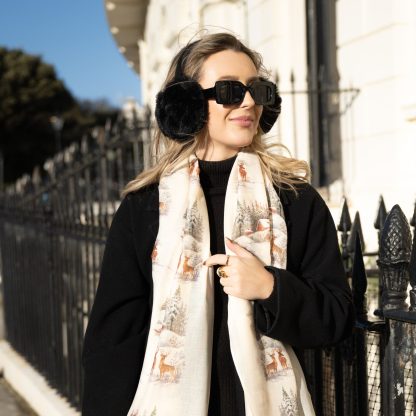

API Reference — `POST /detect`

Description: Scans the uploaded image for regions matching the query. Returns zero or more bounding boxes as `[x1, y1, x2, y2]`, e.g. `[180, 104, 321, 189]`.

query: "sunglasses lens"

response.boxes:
[216, 81, 245, 104]
[250, 81, 275, 105]
[217, 82, 230, 103]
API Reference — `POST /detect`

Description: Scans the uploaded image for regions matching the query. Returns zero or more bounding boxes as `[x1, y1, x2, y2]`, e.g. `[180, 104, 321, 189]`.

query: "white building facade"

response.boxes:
[105, 0, 416, 248]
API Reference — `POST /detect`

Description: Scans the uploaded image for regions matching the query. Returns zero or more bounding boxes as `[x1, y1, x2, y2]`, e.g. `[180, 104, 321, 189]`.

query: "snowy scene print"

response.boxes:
[271, 233, 286, 266]
[158, 190, 171, 215]
[238, 161, 248, 182]
[231, 200, 272, 249]
[279, 388, 299, 416]
[265, 183, 287, 266]
[188, 159, 200, 180]
[129, 407, 157, 416]
[258, 336, 293, 381]
[177, 200, 204, 281]
[150, 287, 187, 384]
[265, 183, 283, 216]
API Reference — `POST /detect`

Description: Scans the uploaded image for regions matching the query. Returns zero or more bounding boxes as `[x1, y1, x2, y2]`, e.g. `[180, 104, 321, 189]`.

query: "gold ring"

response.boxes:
[225, 255, 230, 266]
[216, 266, 228, 279]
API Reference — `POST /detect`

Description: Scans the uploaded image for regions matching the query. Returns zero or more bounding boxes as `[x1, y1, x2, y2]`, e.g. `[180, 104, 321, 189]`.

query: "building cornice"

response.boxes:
[103, 0, 149, 75]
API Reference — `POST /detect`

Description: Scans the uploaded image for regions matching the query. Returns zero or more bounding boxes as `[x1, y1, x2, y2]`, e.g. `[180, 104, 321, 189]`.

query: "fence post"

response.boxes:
[336, 199, 352, 416]
[351, 233, 369, 416]
[378, 205, 412, 415]
[375, 196, 387, 312]
[338, 198, 352, 270]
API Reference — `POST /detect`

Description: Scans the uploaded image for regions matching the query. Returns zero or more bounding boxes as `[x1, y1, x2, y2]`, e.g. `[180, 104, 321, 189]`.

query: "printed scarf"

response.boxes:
[127, 150, 315, 416]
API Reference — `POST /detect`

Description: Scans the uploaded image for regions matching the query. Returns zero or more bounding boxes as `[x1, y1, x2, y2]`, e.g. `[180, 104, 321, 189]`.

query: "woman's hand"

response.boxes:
[204, 238, 274, 300]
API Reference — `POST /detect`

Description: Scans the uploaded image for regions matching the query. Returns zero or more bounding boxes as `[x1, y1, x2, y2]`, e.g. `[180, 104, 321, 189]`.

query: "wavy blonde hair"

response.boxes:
[122, 32, 310, 197]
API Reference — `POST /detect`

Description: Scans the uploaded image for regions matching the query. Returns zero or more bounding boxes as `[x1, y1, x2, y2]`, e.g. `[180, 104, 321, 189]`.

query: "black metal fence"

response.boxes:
[0, 116, 415, 415]
[304, 199, 416, 416]
[0, 115, 150, 410]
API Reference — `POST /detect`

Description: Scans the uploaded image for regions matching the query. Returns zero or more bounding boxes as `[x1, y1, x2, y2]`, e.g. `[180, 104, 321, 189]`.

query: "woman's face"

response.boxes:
[197, 50, 263, 160]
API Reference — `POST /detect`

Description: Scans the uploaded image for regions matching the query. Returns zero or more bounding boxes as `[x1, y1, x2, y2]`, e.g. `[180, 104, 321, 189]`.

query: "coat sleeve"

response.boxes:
[253, 185, 354, 348]
[81, 193, 151, 416]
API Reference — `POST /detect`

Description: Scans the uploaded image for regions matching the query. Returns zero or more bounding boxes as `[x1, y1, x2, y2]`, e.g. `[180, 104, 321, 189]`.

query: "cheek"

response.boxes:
[256, 106, 263, 121]
[207, 102, 228, 128]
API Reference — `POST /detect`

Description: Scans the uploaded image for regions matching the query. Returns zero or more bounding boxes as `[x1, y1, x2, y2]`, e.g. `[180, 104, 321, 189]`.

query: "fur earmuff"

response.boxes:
[155, 81, 208, 142]
[260, 93, 282, 133]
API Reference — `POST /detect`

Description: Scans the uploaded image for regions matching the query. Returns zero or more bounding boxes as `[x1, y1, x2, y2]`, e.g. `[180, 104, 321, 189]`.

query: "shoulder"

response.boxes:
[124, 183, 159, 212]
[276, 182, 334, 235]
[277, 182, 326, 211]
[109, 183, 159, 231]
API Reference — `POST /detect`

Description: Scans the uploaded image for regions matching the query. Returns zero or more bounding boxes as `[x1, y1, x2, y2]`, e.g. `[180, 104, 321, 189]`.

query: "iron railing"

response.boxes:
[0, 115, 150, 410]
[0, 115, 415, 415]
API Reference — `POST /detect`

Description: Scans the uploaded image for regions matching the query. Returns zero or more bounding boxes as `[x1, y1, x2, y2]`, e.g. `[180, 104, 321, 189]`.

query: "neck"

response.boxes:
[197, 154, 237, 189]
[196, 145, 240, 161]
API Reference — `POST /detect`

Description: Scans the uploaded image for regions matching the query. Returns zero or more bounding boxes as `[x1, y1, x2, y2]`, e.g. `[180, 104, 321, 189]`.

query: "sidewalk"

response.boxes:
[0, 289, 79, 416]
[0, 290, 36, 415]
[0, 378, 37, 416]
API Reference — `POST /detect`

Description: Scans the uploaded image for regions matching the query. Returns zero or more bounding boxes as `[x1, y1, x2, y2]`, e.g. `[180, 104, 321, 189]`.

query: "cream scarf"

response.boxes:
[127, 150, 315, 416]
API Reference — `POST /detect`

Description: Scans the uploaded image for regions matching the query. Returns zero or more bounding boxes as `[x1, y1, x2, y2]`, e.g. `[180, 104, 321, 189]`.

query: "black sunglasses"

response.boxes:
[202, 80, 276, 106]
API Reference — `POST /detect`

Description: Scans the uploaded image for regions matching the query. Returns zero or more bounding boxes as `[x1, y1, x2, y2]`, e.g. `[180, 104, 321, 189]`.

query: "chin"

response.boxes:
[209, 131, 256, 151]
[231, 134, 255, 147]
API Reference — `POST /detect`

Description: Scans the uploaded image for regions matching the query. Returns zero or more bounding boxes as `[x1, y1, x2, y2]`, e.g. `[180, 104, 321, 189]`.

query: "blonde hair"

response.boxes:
[122, 32, 310, 197]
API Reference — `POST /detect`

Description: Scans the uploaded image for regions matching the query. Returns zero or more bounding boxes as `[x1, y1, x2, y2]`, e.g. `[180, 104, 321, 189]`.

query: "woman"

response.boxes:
[82, 33, 354, 416]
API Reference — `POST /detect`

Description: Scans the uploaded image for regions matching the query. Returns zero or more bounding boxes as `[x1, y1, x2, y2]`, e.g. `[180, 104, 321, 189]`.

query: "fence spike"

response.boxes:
[337, 197, 351, 232]
[338, 198, 351, 266]
[374, 195, 387, 230]
[43, 158, 56, 182]
[63, 146, 75, 165]
[351, 232, 368, 320]
[31, 166, 42, 189]
[347, 212, 365, 254]
[378, 205, 412, 311]
[379, 205, 412, 265]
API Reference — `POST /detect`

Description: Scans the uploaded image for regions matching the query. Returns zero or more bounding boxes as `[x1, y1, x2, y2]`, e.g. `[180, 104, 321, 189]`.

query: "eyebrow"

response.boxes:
[216, 75, 261, 82]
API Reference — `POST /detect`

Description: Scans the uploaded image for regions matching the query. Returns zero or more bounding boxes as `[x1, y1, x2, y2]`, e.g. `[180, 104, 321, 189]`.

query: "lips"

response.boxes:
[229, 116, 254, 127]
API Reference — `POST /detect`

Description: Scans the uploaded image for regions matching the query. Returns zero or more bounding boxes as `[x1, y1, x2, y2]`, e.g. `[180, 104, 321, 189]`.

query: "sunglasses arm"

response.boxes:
[202, 87, 216, 101]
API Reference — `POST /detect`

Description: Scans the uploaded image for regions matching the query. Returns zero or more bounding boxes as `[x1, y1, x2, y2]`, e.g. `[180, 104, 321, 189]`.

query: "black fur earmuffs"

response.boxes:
[155, 41, 282, 142]
[155, 79, 208, 142]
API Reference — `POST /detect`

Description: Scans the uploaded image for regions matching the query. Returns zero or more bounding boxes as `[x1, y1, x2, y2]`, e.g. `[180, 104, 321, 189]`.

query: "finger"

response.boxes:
[225, 237, 252, 258]
[222, 285, 241, 298]
[204, 254, 225, 266]
[219, 277, 232, 287]
[204, 253, 233, 267]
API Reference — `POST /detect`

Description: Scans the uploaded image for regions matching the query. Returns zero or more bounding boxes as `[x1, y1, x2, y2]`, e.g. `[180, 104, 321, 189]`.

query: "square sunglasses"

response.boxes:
[202, 80, 277, 106]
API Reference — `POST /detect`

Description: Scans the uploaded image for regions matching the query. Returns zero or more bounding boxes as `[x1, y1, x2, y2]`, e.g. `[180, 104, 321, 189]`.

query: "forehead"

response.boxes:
[198, 50, 258, 87]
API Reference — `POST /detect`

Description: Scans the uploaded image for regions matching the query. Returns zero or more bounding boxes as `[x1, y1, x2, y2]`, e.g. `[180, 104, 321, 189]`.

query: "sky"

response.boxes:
[0, 0, 142, 107]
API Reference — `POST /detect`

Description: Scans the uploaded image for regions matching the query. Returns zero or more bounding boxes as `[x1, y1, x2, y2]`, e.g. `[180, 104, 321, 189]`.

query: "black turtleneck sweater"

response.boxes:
[198, 154, 246, 416]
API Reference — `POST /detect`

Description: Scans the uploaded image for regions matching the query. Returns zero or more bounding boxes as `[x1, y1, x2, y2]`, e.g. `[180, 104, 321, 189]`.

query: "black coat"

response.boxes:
[81, 183, 354, 416]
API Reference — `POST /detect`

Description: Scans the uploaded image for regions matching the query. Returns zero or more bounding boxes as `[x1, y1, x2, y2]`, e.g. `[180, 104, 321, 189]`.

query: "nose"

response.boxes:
[240, 89, 256, 108]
